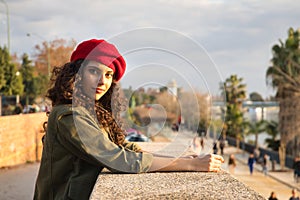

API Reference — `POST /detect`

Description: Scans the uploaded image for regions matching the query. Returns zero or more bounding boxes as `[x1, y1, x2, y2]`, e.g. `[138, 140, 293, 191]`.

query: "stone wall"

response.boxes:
[0, 113, 47, 168]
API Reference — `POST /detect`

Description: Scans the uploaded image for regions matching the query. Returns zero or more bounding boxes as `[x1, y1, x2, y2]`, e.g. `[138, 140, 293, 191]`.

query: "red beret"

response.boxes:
[70, 39, 126, 81]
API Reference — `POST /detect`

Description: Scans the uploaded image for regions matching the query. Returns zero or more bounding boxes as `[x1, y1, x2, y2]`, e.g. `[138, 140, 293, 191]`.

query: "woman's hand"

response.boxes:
[191, 154, 224, 172]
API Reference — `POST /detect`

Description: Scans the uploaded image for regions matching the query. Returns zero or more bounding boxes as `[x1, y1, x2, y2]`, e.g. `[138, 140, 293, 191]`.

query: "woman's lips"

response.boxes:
[95, 88, 105, 93]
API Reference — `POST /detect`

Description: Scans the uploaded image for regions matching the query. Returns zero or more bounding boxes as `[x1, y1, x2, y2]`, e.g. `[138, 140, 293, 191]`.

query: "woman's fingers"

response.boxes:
[194, 154, 224, 172]
[213, 154, 225, 163]
[208, 154, 224, 172]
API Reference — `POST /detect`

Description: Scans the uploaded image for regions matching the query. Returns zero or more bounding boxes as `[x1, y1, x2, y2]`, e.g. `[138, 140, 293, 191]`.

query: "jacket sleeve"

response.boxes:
[56, 110, 153, 173]
[122, 140, 143, 152]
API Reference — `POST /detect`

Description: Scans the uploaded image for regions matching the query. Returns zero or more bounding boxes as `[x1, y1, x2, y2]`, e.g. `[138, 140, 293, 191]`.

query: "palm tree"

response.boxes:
[221, 75, 247, 138]
[265, 120, 280, 151]
[266, 27, 300, 158]
[244, 120, 266, 148]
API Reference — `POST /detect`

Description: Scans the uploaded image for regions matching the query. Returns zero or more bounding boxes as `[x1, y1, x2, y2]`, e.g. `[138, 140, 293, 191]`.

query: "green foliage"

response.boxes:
[159, 86, 168, 93]
[221, 74, 247, 138]
[0, 39, 75, 115]
[266, 27, 300, 157]
[264, 120, 280, 151]
[0, 46, 24, 96]
[249, 92, 264, 101]
[266, 27, 300, 95]
[244, 119, 267, 148]
[32, 74, 48, 98]
[0, 47, 50, 111]
[0, 47, 7, 89]
[19, 53, 48, 105]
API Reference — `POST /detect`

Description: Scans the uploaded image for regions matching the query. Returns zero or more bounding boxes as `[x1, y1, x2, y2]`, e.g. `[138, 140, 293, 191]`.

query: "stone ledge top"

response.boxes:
[90, 170, 264, 200]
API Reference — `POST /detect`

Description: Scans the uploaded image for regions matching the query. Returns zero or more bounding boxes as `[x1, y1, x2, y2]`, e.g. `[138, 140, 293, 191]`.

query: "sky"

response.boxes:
[1, 0, 300, 99]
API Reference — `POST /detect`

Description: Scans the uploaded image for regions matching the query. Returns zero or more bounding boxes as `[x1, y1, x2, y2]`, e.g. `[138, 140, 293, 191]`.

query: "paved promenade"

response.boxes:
[0, 134, 299, 199]
[0, 162, 39, 200]
[222, 146, 300, 199]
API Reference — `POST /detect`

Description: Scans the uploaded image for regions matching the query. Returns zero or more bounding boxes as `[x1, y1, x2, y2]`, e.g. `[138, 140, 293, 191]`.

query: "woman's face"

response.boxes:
[81, 60, 114, 101]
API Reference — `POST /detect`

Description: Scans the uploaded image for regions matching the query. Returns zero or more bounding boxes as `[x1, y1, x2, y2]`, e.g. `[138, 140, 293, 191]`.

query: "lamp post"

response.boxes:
[26, 33, 51, 77]
[0, 0, 10, 53]
[15, 71, 20, 104]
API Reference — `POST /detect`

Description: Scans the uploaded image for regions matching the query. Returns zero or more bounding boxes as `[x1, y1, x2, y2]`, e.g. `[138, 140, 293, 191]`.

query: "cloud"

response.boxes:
[3, 0, 300, 98]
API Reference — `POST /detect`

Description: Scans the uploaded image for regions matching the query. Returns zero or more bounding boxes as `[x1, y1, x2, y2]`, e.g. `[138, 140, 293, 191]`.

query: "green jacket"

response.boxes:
[34, 105, 153, 200]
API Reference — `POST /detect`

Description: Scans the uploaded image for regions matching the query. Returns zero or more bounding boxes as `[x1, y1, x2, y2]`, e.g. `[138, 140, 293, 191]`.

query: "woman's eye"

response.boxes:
[88, 69, 99, 75]
[106, 73, 113, 78]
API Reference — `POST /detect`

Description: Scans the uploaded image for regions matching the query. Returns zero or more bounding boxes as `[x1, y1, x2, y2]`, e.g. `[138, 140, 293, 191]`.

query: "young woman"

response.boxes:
[33, 39, 224, 200]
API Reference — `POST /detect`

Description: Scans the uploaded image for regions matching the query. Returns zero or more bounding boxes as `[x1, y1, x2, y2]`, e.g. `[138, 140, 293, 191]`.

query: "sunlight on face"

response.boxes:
[81, 60, 114, 100]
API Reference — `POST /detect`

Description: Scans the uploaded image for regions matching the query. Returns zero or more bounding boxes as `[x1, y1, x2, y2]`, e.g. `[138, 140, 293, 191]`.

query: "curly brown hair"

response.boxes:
[46, 59, 126, 145]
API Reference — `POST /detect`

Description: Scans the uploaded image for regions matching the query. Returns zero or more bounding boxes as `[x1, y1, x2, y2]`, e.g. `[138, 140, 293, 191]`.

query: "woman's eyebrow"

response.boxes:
[86, 65, 114, 73]
[86, 65, 100, 69]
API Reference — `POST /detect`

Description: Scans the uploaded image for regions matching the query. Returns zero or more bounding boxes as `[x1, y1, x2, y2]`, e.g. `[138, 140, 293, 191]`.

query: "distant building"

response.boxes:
[212, 100, 279, 123]
[243, 101, 279, 122]
[167, 79, 177, 97]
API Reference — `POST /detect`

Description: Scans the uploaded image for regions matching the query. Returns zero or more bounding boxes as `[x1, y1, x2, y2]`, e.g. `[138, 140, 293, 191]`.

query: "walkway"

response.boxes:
[221, 146, 300, 200]
[0, 162, 39, 200]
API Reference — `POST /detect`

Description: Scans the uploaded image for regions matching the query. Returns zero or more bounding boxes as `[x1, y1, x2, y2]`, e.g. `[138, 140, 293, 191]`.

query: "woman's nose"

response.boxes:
[97, 74, 105, 85]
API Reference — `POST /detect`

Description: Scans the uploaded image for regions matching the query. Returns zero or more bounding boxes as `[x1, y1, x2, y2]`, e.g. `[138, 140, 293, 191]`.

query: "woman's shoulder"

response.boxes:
[50, 104, 91, 118]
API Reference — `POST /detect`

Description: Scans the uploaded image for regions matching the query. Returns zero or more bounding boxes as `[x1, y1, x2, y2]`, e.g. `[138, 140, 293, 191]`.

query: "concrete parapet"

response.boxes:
[0, 113, 47, 168]
[91, 169, 264, 199]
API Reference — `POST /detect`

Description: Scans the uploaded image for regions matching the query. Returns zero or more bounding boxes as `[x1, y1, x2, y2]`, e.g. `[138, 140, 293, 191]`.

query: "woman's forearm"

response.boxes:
[148, 154, 224, 172]
[148, 156, 193, 172]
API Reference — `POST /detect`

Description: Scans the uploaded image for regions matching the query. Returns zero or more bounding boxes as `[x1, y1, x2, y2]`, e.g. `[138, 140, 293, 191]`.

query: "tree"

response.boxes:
[0, 46, 23, 96]
[196, 93, 211, 135]
[20, 53, 35, 105]
[0, 47, 7, 89]
[156, 91, 179, 116]
[244, 120, 266, 148]
[180, 90, 210, 133]
[266, 27, 300, 158]
[264, 120, 280, 151]
[249, 92, 264, 101]
[221, 74, 247, 140]
[25, 38, 77, 104]
[32, 74, 49, 100]
[33, 38, 76, 76]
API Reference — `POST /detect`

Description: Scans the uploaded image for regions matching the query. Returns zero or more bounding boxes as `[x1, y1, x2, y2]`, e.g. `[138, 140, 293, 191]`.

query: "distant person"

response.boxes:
[289, 189, 300, 200]
[171, 123, 179, 131]
[191, 136, 201, 155]
[293, 156, 300, 183]
[200, 137, 204, 149]
[248, 153, 255, 175]
[219, 138, 225, 155]
[253, 148, 260, 163]
[262, 154, 268, 176]
[213, 142, 218, 154]
[13, 103, 23, 114]
[268, 191, 278, 200]
[228, 154, 236, 174]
